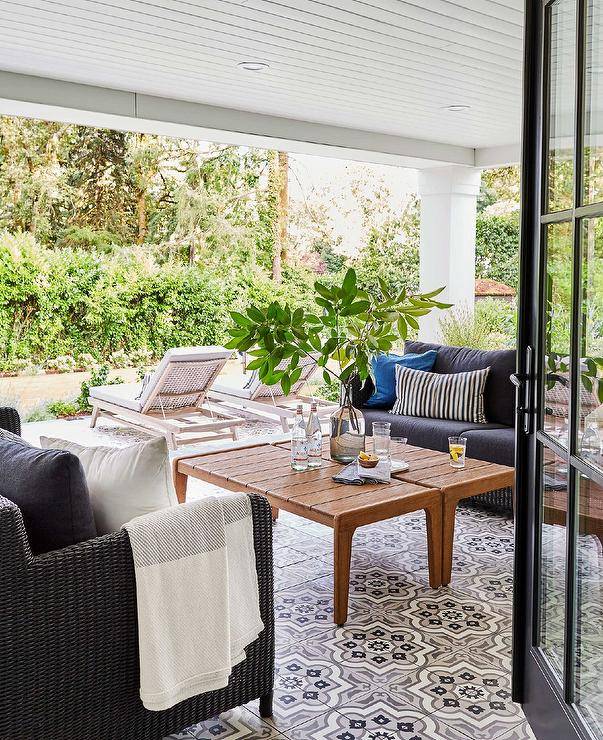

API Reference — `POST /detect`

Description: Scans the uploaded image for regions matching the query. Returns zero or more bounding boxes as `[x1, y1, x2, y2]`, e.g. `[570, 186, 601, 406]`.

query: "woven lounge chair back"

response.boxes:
[248, 354, 318, 400]
[140, 347, 231, 413]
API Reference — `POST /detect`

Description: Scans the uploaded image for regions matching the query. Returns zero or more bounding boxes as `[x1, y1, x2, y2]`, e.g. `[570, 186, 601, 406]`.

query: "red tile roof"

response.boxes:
[475, 278, 516, 296]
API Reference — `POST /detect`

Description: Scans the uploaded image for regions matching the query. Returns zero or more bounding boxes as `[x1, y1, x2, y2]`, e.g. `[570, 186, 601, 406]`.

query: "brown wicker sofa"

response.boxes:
[0, 407, 274, 740]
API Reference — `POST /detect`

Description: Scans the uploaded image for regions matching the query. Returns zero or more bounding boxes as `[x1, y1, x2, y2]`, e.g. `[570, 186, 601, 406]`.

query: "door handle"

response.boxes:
[513, 347, 534, 434]
[510, 373, 529, 388]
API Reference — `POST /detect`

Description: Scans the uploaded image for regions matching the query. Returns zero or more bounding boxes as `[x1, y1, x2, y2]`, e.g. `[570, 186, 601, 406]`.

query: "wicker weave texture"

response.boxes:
[461, 486, 514, 516]
[0, 406, 20, 435]
[148, 359, 225, 411]
[0, 490, 274, 740]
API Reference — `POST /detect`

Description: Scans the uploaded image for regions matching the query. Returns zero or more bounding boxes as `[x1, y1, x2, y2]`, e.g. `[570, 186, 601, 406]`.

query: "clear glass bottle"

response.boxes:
[306, 402, 322, 469]
[291, 404, 308, 471]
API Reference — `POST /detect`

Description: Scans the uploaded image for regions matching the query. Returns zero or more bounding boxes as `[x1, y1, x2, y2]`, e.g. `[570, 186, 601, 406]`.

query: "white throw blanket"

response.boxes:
[123, 494, 264, 711]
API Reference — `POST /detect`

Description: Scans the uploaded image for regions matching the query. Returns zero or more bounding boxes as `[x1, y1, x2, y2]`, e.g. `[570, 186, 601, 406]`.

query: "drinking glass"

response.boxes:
[391, 437, 408, 458]
[448, 436, 467, 469]
[372, 421, 391, 461]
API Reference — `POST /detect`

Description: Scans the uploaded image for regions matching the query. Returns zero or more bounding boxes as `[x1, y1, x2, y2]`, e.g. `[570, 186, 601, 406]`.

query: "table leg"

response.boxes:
[424, 501, 443, 588]
[173, 466, 188, 504]
[271, 506, 280, 522]
[333, 523, 355, 626]
[442, 498, 459, 586]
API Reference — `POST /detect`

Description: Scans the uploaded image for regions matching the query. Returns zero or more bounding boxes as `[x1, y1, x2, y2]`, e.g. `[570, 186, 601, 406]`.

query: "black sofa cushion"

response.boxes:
[0, 438, 97, 554]
[405, 341, 516, 427]
[362, 408, 508, 454]
[460, 427, 516, 467]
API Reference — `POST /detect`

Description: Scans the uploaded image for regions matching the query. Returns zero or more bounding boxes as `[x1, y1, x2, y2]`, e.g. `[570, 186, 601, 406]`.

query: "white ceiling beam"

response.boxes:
[0, 70, 477, 168]
[475, 143, 521, 168]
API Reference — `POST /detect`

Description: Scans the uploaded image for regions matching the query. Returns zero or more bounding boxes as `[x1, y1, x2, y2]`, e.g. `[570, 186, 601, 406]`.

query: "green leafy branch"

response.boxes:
[225, 268, 450, 397]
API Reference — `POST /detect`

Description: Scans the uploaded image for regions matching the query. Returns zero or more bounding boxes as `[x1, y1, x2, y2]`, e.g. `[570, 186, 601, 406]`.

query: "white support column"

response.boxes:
[417, 166, 482, 342]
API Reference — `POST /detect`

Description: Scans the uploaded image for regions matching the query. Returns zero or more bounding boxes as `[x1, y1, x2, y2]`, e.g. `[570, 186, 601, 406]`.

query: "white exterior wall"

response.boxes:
[417, 166, 482, 342]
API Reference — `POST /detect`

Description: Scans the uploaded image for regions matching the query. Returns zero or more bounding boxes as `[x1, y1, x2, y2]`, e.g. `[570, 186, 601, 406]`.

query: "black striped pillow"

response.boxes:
[390, 364, 490, 423]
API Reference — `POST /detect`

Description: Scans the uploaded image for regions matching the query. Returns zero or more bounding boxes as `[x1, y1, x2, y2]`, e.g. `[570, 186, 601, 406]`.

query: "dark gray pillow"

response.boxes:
[0, 438, 97, 554]
[405, 341, 516, 427]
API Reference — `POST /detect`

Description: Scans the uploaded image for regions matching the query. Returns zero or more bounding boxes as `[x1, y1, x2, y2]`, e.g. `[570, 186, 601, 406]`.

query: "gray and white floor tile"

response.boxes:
[167, 507, 539, 740]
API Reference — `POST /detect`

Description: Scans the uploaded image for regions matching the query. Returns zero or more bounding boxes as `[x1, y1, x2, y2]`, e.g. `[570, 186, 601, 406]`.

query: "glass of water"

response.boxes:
[372, 421, 391, 461]
[448, 436, 467, 469]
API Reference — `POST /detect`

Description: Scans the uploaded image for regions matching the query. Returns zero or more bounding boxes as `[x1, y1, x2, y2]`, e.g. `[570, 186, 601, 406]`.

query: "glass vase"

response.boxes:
[329, 389, 365, 463]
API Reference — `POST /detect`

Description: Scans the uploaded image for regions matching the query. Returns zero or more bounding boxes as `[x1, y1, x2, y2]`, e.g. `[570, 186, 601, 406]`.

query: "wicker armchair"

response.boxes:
[0, 408, 274, 740]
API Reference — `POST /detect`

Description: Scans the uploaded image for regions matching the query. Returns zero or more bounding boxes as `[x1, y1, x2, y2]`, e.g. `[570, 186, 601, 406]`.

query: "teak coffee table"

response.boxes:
[174, 439, 514, 624]
[386, 440, 514, 585]
[174, 441, 442, 625]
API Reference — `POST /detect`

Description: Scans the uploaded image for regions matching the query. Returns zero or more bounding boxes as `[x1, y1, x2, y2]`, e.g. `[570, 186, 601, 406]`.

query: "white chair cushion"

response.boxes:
[40, 436, 178, 534]
[89, 382, 143, 412]
[211, 380, 255, 400]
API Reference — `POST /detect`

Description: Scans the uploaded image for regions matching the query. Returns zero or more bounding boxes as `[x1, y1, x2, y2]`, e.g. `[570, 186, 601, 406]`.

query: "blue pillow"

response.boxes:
[365, 350, 438, 408]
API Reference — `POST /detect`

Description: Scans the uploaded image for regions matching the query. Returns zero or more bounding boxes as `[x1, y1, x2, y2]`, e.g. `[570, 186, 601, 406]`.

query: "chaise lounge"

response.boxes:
[89, 346, 245, 449]
[209, 353, 336, 432]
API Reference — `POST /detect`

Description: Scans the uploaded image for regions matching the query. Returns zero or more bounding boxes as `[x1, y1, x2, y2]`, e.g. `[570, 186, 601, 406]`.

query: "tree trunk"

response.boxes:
[136, 190, 147, 244]
[271, 150, 288, 283]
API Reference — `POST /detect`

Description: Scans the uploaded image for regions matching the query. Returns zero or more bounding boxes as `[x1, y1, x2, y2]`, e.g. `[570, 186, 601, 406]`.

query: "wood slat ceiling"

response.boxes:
[0, 0, 524, 149]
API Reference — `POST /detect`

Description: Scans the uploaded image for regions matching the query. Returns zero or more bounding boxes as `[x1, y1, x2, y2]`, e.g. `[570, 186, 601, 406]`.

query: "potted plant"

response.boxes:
[226, 268, 449, 461]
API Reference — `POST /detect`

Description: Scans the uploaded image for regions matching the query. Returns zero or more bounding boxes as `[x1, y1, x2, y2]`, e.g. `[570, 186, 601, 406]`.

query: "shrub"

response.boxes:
[440, 299, 517, 351]
[77, 353, 98, 370]
[476, 214, 520, 289]
[109, 349, 131, 368]
[0, 233, 234, 365]
[46, 355, 77, 373]
[77, 364, 123, 412]
[47, 400, 80, 418]
[129, 347, 153, 367]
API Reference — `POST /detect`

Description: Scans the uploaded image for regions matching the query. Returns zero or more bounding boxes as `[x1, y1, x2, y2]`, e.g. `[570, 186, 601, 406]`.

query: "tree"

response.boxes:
[65, 126, 135, 241]
[269, 151, 289, 282]
[478, 166, 520, 214]
[0, 117, 71, 241]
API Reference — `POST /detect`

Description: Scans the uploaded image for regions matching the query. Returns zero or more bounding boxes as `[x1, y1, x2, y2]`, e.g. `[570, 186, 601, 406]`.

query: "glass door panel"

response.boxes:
[578, 217, 603, 466]
[539, 444, 569, 679]
[546, 0, 576, 213]
[575, 473, 603, 734]
[584, 0, 603, 204]
[543, 221, 574, 446]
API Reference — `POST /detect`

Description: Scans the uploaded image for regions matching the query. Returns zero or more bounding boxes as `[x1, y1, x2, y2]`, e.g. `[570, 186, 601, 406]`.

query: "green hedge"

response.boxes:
[476, 214, 520, 288]
[0, 232, 286, 366]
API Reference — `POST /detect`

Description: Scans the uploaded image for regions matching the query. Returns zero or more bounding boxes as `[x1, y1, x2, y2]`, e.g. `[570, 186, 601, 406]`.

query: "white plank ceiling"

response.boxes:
[0, 0, 524, 149]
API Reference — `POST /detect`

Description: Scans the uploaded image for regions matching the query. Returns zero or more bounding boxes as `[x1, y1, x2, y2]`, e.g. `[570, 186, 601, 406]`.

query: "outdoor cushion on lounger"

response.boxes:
[89, 382, 144, 412]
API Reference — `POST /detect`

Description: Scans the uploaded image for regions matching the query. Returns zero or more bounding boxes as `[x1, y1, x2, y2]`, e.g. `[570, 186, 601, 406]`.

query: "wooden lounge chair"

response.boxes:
[89, 347, 245, 449]
[208, 353, 337, 432]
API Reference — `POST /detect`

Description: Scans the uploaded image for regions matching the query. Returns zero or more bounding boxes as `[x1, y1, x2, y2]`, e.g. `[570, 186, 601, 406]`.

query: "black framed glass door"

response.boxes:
[514, 0, 603, 738]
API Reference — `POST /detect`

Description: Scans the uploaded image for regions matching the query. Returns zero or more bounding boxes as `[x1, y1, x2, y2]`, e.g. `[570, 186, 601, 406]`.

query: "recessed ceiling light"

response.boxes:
[238, 61, 270, 72]
[443, 104, 471, 112]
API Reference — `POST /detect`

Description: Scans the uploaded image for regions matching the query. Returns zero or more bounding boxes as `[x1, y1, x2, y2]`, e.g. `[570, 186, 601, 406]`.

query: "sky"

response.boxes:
[288, 152, 419, 256]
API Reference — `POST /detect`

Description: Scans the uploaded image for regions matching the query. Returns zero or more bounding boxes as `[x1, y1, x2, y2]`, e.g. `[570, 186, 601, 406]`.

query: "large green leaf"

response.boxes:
[341, 300, 370, 316]
[245, 357, 265, 371]
[280, 373, 291, 396]
[247, 305, 265, 323]
[342, 268, 357, 295]
[230, 311, 254, 327]
[315, 282, 335, 300]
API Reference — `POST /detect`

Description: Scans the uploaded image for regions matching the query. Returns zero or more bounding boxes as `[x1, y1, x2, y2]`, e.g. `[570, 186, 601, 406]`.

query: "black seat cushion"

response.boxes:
[404, 341, 516, 427]
[460, 427, 516, 467]
[362, 408, 508, 454]
[0, 438, 97, 554]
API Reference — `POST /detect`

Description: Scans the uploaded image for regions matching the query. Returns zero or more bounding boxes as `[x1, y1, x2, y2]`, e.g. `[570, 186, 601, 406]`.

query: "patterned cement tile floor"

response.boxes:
[165, 505, 536, 740]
